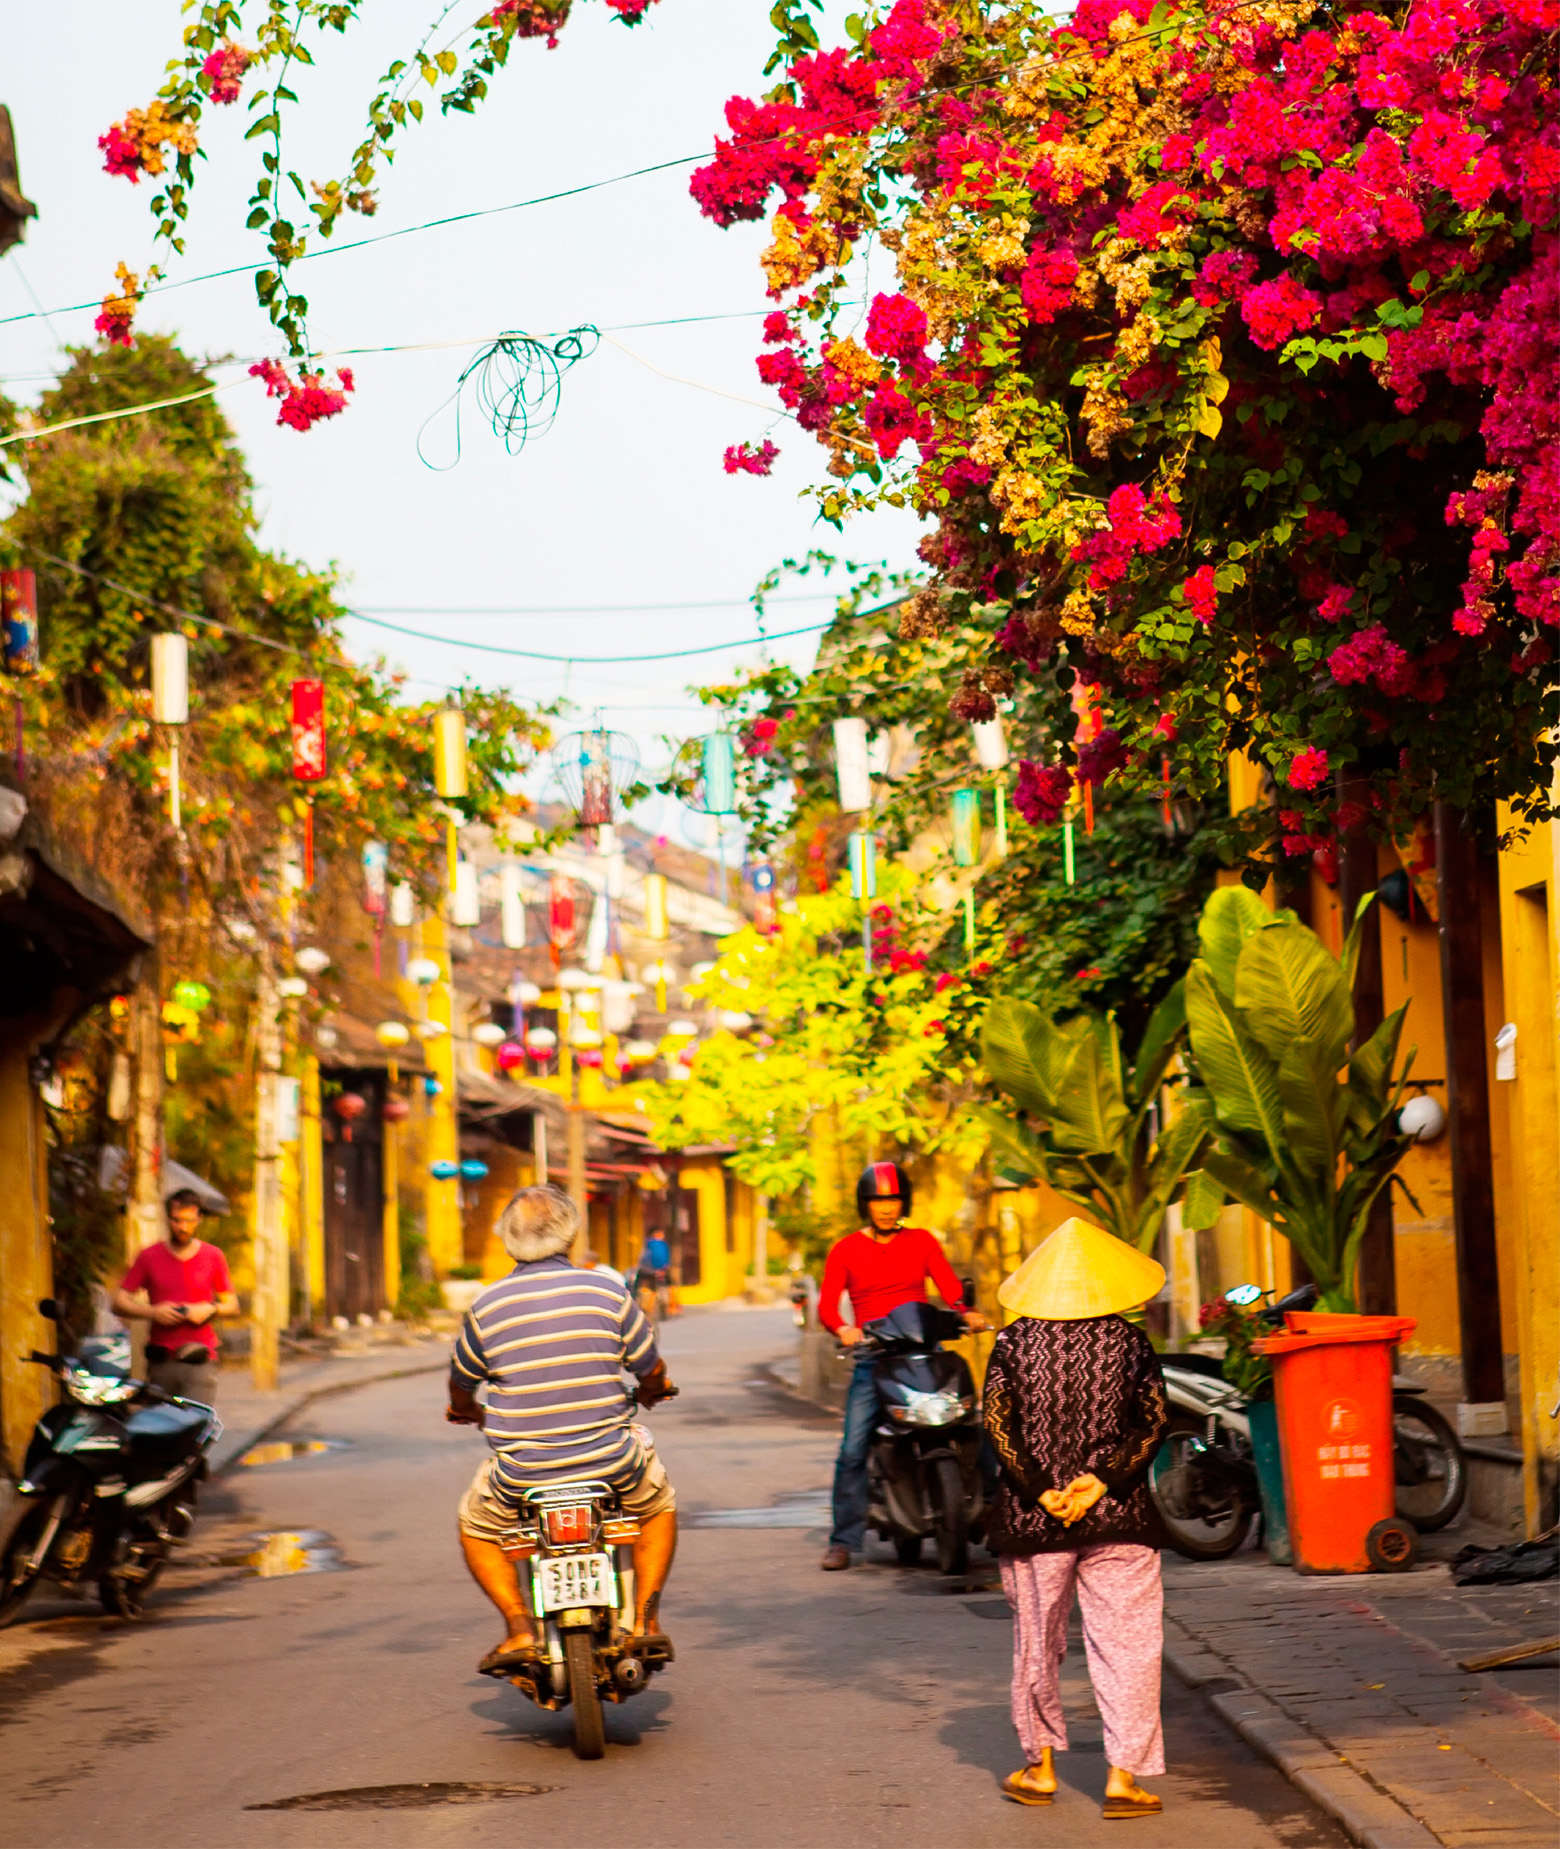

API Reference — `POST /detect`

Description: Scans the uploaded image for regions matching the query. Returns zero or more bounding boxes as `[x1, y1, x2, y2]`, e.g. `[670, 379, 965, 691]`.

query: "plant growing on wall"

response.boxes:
[978, 984, 1211, 1252]
[1183, 886, 1417, 1309]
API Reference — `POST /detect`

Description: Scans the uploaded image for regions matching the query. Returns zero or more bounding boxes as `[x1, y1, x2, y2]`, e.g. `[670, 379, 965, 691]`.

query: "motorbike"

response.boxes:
[0, 1298, 221, 1626]
[1150, 1282, 1467, 1559]
[845, 1299, 986, 1576]
[491, 1401, 675, 1761]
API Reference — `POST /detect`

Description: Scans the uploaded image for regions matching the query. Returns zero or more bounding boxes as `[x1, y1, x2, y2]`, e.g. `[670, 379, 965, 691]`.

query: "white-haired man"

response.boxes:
[446, 1184, 679, 1678]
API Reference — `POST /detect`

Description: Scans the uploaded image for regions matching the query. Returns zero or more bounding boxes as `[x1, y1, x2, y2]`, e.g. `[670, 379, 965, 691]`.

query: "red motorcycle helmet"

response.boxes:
[856, 1160, 912, 1221]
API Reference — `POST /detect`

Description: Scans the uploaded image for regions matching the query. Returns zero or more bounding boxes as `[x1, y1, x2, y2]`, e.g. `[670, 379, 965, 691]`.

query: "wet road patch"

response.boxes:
[238, 1438, 349, 1468]
[215, 1530, 346, 1577]
[683, 1491, 831, 1529]
[246, 1781, 557, 1810]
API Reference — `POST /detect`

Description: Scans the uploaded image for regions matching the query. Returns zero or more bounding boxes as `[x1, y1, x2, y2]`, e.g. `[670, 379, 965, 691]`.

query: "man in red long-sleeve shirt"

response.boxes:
[818, 1161, 987, 1570]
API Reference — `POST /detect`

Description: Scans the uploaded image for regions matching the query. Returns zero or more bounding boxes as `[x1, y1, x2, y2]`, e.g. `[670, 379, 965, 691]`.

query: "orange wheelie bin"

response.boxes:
[1253, 1312, 1418, 1574]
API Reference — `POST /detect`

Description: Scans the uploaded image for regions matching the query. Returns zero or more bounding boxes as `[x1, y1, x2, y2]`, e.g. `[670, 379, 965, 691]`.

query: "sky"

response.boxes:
[0, 0, 923, 838]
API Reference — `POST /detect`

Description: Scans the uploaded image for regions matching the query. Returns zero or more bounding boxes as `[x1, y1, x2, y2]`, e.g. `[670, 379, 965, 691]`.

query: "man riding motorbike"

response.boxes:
[446, 1185, 679, 1677]
[817, 1162, 988, 1570]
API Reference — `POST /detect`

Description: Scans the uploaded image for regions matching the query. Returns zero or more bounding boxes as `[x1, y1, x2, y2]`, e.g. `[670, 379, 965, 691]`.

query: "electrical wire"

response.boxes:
[341, 610, 835, 663]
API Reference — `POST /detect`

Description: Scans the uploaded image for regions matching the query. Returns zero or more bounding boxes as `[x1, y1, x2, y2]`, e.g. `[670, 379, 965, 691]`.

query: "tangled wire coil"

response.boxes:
[417, 326, 600, 469]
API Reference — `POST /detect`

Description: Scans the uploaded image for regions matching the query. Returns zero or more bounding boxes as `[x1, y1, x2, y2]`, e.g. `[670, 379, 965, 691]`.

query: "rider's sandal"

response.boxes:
[626, 1633, 675, 1664]
[1000, 1771, 1055, 1806]
[1101, 1790, 1162, 1820]
[478, 1641, 546, 1678]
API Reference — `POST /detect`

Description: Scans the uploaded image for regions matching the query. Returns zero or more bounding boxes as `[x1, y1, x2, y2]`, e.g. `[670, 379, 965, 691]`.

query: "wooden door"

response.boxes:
[323, 1082, 385, 1322]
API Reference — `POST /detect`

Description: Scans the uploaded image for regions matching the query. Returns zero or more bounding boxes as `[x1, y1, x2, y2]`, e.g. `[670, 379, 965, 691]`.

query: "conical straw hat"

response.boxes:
[998, 1217, 1166, 1321]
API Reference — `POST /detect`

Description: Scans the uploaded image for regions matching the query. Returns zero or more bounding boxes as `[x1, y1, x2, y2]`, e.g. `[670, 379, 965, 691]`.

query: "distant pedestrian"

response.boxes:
[982, 1218, 1169, 1820]
[112, 1189, 237, 1401]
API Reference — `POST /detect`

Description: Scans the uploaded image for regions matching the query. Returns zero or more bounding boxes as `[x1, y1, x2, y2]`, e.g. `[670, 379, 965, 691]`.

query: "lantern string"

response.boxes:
[417, 327, 600, 470]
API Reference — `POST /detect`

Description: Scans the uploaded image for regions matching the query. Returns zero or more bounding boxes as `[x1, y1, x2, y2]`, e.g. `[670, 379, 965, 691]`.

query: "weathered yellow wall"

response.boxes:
[0, 1037, 54, 1476]
[1496, 799, 1559, 1532]
[408, 916, 461, 1276]
[674, 1157, 730, 1306]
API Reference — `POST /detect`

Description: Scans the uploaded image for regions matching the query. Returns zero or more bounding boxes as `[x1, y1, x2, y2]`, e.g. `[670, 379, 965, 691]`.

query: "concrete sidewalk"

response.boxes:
[1163, 1546, 1559, 1849]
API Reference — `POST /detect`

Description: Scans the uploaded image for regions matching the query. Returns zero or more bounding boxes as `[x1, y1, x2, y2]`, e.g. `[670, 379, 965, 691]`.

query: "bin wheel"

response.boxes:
[1365, 1516, 1419, 1573]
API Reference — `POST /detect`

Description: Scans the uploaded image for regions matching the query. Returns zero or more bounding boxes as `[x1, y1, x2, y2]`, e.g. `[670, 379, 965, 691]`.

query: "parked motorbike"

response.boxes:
[0, 1299, 221, 1626]
[493, 1475, 672, 1761]
[1150, 1282, 1467, 1559]
[843, 1299, 985, 1576]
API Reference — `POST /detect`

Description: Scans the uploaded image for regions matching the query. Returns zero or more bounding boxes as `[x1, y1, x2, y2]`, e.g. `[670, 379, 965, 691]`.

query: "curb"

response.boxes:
[1163, 1638, 1441, 1849]
[211, 1360, 449, 1477]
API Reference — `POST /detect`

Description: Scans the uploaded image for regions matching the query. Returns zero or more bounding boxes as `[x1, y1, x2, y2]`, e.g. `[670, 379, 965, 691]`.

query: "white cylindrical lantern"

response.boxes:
[150, 634, 189, 725]
[390, 882, 416, 928]
[500, 864, 525, 950]
[295, 945, 331, 976]
[833, 716, 871, 813]
[472, 1022, 507, 1048]
[973, 719, 1008, 770]
[451, 860, 481, 927]
[406, 955, 441, 988]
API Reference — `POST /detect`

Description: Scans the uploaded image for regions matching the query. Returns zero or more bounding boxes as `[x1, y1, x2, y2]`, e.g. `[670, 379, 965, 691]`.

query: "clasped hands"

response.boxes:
[1039, 1473, 1108, 1525]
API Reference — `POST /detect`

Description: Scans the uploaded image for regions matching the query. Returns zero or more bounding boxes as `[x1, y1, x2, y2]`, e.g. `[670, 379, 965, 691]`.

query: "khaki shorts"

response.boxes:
[458, 1443, 676, 1545]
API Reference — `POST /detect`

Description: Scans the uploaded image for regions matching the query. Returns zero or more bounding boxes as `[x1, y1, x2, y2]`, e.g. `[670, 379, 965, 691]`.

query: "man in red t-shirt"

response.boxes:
[113, 1190, 237, 1401]
[817, 1162, 987, 1570]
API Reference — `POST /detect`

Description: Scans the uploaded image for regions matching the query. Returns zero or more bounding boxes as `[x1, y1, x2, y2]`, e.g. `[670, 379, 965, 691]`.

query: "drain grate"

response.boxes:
[246, 1781, 557, 1811]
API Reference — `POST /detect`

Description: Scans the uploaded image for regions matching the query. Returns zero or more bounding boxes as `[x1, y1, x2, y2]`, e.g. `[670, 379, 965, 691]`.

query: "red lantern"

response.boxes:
[576, 1048, 603, 1069]
[548, 873, 576, 971]
[333, 1091, 367, 1142]
[292, 678, 326, 887]
[382, 1094, 410, 1124]
[495, 1039, 525, 1072]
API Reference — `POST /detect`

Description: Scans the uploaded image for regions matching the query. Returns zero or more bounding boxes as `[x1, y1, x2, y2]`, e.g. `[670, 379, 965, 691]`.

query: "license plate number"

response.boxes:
[535, 1552, 615, 1613]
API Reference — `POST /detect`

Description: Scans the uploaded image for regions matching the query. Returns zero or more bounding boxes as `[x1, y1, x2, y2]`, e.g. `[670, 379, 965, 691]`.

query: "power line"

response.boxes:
[341, 609, 834, 663]
[352, 592, 837, 616]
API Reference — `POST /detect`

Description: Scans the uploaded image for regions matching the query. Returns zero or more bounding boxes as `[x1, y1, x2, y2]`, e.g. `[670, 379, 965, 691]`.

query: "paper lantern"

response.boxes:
[548, 873, 577, 961]
[972, 719, 1008, 770]
[847, 831, 877, 900]
[423, 1076, 442, 1097]
[333, 1092, 367, 1143]
[553, 727, 638, 831]
[459, 1159, 489, 1181]
[500, 864, 525, 950]
[525, 1027, 558, 1056]
[382, 1094, 410, 1124]
[390, 881, 416, 928]
[429, 1159, 460, 1180]
[472, 1022, 506, 1048]
[514, 980, 542, 1007]
[496, 1039, 525, 1072]
[1, 570, 39, 675]
[700, 733, 737, 815]
[362, 841, 388, 916]
[375, 1021, 411, 1049]
[451, 860, 481, 927]
[832, 716, 871, 814]
[642, 872, 669, 941]
[951, 790, 981, 867]
[624, 1039, 658, 1065]
[278, 976, 309, 1000]
[406, 956, 441, 987]
[170, 979, 211, 1012]
[295, 945, 330, 976]
[290, 679, 326, 781]
[433, 706, 468, 798]
[150, 635, 189, 725]
[416, 1019, 448, 1040]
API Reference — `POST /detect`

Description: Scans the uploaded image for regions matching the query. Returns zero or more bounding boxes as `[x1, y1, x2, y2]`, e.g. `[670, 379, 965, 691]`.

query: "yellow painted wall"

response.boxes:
[405, 915, 461, 1277]
[674, 1157, 731, 1306]
[0, 1037, 55, 1476]
[1496, 799, 1560, 1531]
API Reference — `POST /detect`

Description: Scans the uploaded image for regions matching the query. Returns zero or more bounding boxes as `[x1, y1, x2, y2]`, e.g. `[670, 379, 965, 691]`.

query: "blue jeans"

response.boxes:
[830, 1357, 880, 1550]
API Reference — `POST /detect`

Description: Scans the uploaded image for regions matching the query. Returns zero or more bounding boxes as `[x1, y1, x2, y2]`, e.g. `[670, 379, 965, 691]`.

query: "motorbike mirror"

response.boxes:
[960, 1277, 977, 1309]
[1225, 1284, 1263, 1306]
[37, 1297, 64, 1322]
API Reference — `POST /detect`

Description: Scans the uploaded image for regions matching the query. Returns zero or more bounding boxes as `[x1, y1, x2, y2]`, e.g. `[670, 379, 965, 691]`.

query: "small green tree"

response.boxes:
[1183, 888, 1417, 1310]
[978, 986, 1211, 1253]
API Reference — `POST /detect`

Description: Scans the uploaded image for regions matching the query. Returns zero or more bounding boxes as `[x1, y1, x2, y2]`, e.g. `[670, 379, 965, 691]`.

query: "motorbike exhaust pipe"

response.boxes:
[613, 1655, 647, 1692]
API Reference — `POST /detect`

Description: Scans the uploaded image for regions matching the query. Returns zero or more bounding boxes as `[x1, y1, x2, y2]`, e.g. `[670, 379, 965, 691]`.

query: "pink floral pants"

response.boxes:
[998, 1544, 1165, 1775]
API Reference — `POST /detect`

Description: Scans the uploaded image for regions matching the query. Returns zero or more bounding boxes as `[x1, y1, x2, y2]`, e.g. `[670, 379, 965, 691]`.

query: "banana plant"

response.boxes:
[978, 983, 1213, 1252]
[1182, 886, 1418, 1310]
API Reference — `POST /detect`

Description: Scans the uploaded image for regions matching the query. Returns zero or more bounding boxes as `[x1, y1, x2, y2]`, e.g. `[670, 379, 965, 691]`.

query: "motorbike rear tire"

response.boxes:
[894, 1535, 923, 1566]
[930, 1457, 969, 1577]
[0, 1500, 54, 1628]
[1150, 1414, 1254, 1561]
[98, 1542, 168, 1620]
[563, 1628, 607, 1760]
[1392, 1394, 1466, 1534]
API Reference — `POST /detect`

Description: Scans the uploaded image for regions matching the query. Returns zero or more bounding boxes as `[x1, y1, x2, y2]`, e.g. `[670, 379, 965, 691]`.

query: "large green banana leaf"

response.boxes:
[981, 998, 1074, 1115]
[1180, 1167, 1227, 1231]
[1132, 1097, 1214, 1248]
[1130, 980, 1187, 1107]
[1186, 961, 1287, 1149]
[1234, 922, 1353, 1072]
[1275, 1033, 1346, 1181]
[1044, 1022, 1131, 1155]
[1197, 886, 1294, 999]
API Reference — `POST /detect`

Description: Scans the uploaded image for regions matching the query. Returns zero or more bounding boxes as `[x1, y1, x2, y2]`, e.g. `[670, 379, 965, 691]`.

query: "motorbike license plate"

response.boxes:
[535, 1552, 616, 1613]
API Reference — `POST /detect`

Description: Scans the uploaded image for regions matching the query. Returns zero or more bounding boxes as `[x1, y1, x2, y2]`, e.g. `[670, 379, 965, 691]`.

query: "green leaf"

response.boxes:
[1201, 1148, 1279, 1221]
[1130, 978, 1186, 1105]
[1198, 885, 1271, 1000]
[982, 997, 1068, 1115]
[1186, 962, 1286, 1150]
[1181, 1168, 1226, 1231]
[1274, 1033, 1343, 1178]
[1348, 1001, 1409, 1104]
[975, 1106, 1048, 1184]
[1234, 922, 1353, 1070]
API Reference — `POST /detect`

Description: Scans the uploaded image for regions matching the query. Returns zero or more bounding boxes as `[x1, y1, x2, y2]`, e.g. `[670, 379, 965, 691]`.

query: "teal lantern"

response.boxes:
[950, 790, 981, 957]
[701, 732, 737, 814]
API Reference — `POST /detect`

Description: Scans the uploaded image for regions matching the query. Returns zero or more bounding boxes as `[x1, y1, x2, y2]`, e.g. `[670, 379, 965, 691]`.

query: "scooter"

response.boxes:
[0, 1298, 221, 1625]
[847, 1299, 985, 1576]
[1151, 1283, 1467, 1559]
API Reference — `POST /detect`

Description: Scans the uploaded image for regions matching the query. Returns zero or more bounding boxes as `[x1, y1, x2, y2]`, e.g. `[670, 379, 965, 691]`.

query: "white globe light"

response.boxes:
[1398, 1093, 1446, 1142]
[295, 945, 331, 976]
[472, 1022, 507, 1048]
[571, 1025, 604, 1048]
[516, 981, 543, 1006]
[315, 1025, 339, 1050]
[720, 1010, 754, 1032]
[416, 1019, 448, 1041]
[624, 1039, 658, 1063]
[525, 1027, 558, 1051]
[557, 967, 596, 992]
[278, 976, 309, 1000]
[375, 1021, 411, 1049]
[666, 1018, 698, 1038]
[406, 957, 441, 987]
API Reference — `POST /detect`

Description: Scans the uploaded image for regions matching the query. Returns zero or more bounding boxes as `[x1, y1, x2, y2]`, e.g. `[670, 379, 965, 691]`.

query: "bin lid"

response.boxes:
[1254, 1311, 1416, 1354]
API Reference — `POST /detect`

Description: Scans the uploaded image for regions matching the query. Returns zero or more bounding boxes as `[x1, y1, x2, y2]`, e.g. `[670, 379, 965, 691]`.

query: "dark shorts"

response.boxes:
[146, 1353, 218, 1403]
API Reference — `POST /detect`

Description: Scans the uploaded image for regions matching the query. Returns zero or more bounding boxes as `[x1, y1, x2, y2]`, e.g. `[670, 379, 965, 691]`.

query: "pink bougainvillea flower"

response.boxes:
[1076, 725, 1129, 787]
[743, 715, 780, 755]
[201, 42, 252, 105]
[250, 359, 355, 431]
[1241, 276, 1323, 350]
[723, 438, 780, 476]
[1286, 747, 1331, 791]
[865, 292, 929, 367]
[1182, 565, 1219, 626]
[1013, 759, 1073, 824]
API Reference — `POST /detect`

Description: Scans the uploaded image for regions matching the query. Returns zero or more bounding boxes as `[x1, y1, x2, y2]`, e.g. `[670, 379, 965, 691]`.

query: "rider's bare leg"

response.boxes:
[460, 1531, 536, 1651]
[631, 1509, 677, 1634]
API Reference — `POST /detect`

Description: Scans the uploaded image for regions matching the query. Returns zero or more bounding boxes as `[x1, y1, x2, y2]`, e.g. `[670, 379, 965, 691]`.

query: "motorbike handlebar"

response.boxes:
[26, 1350, 64, 1371]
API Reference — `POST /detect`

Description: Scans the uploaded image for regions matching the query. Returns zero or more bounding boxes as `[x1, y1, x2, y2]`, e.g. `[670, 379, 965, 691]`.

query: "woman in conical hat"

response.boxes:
[982, 1217, 1169, 1819]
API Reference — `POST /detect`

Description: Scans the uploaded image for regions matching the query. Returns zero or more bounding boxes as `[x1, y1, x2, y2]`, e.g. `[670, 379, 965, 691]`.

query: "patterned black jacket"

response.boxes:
[982, 1314, 1169, 1555]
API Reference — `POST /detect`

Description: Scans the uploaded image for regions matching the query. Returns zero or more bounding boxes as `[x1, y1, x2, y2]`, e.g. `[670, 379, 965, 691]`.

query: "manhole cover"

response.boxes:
[246, 1782, 557, 1811]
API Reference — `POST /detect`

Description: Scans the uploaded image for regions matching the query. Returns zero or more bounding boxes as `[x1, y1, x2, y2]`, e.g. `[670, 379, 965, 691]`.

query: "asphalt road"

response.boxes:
[0, 1306, 1345, 1849]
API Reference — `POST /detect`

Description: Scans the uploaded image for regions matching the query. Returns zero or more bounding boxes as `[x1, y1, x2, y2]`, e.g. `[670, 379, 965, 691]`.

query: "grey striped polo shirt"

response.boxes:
[451, 1256, 660, 1503]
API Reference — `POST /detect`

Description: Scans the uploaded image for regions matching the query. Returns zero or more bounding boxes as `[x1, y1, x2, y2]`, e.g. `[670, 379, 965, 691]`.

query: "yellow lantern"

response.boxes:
[643, 871, 669, 941]
[433, 705, 467, 893]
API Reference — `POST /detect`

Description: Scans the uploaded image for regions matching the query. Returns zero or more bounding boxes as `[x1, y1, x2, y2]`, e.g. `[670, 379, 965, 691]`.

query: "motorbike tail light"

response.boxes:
[542, 1504, 595, 1546]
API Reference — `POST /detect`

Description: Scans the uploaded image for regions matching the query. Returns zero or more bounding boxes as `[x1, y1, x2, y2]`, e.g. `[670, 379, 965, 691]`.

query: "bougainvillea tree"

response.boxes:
[95, 0, 660, 393]
[694, 0, 1559, 860]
